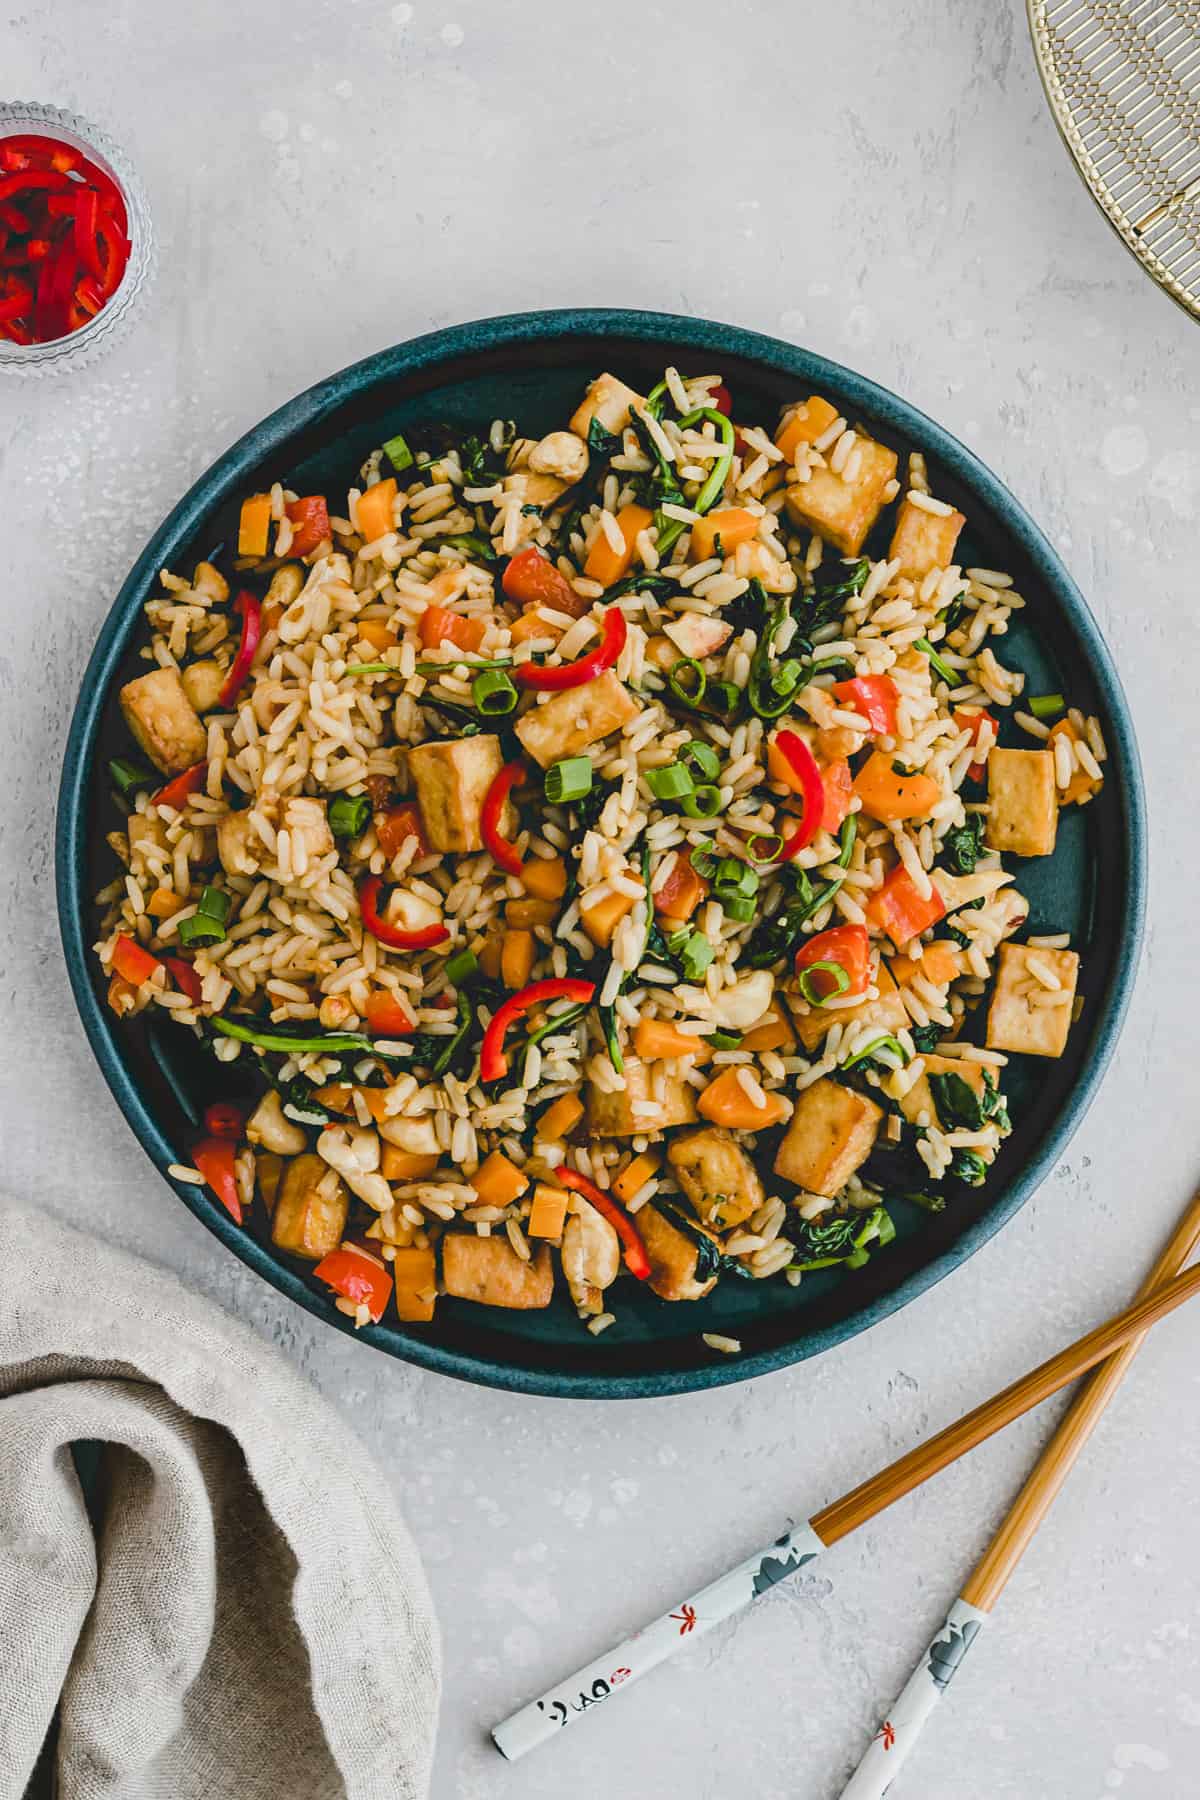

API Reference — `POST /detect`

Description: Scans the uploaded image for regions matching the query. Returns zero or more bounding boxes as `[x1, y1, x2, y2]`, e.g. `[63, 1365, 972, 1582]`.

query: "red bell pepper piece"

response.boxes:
[93, 214, 127, 300]
[820, 757, 854, 833]
[514, 605, 627, 691]
[153, 760, 209, 811]
[481, 762, 526, 875]
[192, 1137, 243, 1226]
[794, 923, 872, 1002]
[0, 283, 32, 323]
[0, 168, 73, 202]
[709, 384, 733, 416]
[0, 318, 32, 344]
[286, 495, 331, 556]
[866, 866, 947, 949]
[502, 546, 586, 617]
[314, 1243, 393, 1323]
[955, 707, 998, 782]
[556, 1169, 651, 1281]
[218, 591, 262, 706]
[0, 201, 30, 231]
[358, 874, 450, 949]
[765, 729, 826, 862]
[203, 1101, 246, 1140]
[165, 956, 204, 1004]
[111, 934, 162, 987]
[479, 977, 596, 1083]
[832, 675, 899, 737]
[375, 803, 427, 861]
[365, 990, 416, 1037]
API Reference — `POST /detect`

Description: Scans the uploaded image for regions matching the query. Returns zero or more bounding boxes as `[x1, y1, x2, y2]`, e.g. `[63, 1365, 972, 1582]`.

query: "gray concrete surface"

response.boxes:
[5, 4, 1199, 1796]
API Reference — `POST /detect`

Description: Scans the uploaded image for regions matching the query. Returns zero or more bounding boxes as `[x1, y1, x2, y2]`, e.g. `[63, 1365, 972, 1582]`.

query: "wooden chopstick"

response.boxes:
[838, 1187, 1200, 1799]
[493, 1232, 1200, 1763]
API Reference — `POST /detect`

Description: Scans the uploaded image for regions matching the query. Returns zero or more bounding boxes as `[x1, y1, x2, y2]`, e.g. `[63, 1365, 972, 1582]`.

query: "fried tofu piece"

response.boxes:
[568, 372, 646, 441]
[586, 1057, 698, 1138]
[667, 1126, 763, 1231]
[896, 1053, 988, 1129]
[119, 667, 208, 775]
[773, 1078, 882, 1197]
[785, 434, 899, 557]
[216, 808, 269, 877]
[985, 748, 1059, 858]
[441, 1235, 554, 1309]
[986, 942, 1080, 1059]
[271, 1153, 349, 1261]
[789, 959, 907, 1055]
[514, 668, 637, 768]
[887, 494, 966, 579]
[126, 812, 169, 860]
[635, 1203, 718, 1302]
[407, 733, 505, 853]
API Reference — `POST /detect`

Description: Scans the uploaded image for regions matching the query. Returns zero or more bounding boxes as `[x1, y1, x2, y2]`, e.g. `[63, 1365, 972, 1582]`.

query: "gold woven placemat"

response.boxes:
[1029, 0, 1200, 320]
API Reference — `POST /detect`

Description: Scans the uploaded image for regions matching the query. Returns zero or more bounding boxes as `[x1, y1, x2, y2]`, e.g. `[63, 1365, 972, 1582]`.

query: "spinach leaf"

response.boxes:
[909, 1022, 943, 1053]
[950, 1148, 988, 1186]
[407, 988, 487, 1079]
[928, 1071, 987, 1132]
[943, 814, 985, 874]
[743, 867, 846, 968]
[587, 416, 620, 459]
[794, 555, 870, 637]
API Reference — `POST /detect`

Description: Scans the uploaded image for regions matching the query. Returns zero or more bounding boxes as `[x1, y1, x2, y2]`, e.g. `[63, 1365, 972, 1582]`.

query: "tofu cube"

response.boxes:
[217, 808, 270, 877]
[773, 1077, 882, 1197]
[119, 667, 208, 775]
[785, 434, 899, 556]
[887, 495, 966, 579]
[586, 1057, 698, 1138]
[986, 942, 1080, 1059]
[270, 1153, 349, 1261]
[985, 748, 1059, 858]
[667, 1126, 763, 1231]
[407, 733, 506, 853]
[635, 1203, 718, 1302]
[790, 959, 907, 1055]
[514, 668, 638, 768]
[441, 1235, 554, 1309]
[897, 1053, 988, 1129]
[569, 372, 646, 441]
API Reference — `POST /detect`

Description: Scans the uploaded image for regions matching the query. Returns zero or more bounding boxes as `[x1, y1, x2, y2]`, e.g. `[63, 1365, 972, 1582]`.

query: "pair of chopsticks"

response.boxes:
[492, 1189, 1200, 1794]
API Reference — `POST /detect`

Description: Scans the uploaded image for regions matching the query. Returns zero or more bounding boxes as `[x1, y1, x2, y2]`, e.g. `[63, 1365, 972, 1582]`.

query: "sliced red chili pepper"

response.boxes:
[481, 761, 526, 875]
[73, 278, 102, 317]
[314, 1243, 393, 1322]
[111, 934, 162, 986]
[203, 1101, 246, 1140]
[0, 318, 32, 344]
[0, 201, 30, 231]
[73, 185, 102, 280]
[152, 760, 209, 811]
[0, 169, 73, 202]
[764, 729, 826, 862]
[192, 1137, 243, 1226]
[556, 1169, 651, 1281]
[479, 977, 596, 1083]
[709, 384, 733, 416]
[0, 284, 33, 323]
[93, 214, 127, 300]
[514, 605, 627, 691]
[165, 956, 204, 1004]
[286, 495, 331, 556]
[218, 590, 262, 706]
[358, 874, 450, 950]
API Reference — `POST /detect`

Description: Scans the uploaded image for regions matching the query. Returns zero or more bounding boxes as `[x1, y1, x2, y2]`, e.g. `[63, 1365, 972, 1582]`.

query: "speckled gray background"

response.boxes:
[5, 4, 1199, 1796]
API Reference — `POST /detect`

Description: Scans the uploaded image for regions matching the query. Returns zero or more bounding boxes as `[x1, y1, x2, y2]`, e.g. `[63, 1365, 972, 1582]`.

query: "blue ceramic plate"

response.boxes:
[56, 310, 1146, 1397]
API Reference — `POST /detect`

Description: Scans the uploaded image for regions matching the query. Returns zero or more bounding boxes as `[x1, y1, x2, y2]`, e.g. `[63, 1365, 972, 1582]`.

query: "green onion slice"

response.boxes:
[176, 885, 231, 948]
[382, 430, 414, 471]
[1029, 692, 1065, 720]
[444, 948, 480, 988]
[705, 680, 741, 715]
[837, 815, 858, 867]
[914, 636, 957, 685]
[681, 783, 722, 819]
[329, 793, 371, 839]
[795, 959, 850, 1007]
[676, 931, 716, 980]
[744, 829, 785, 864]
[110, 757, 155, 800]
[473, 668, 518, 715]
[344, 661, 400, 677]
[668, 658, 707, 705]
[713, 857, 759, 899]
[841, 1032, 910, 1071]
[721, 893, 757, 923]
[544, 757, 593, 805]
[689, 847, 720, 880]
[645, 763, 695, 801]
[680, 739, 721, 783]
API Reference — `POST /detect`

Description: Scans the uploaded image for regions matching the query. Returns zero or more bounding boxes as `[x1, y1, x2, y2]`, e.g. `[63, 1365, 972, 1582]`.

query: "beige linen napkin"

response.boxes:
[0, 1197, 439, 1800]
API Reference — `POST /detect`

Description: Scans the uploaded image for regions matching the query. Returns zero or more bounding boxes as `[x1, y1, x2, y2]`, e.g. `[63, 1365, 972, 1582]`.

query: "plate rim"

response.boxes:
[55, 306, 1148, 1398]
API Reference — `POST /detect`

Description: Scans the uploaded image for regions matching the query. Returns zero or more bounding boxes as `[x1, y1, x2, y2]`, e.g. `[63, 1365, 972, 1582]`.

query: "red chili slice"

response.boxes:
[218, 591, 262, 707]
[556, 1169, 652, 1281]
[358, 874, 450, 950]
[481, 762, 526, 875]
[513, 606, 627, 692]
[478, 978, 596, 1083]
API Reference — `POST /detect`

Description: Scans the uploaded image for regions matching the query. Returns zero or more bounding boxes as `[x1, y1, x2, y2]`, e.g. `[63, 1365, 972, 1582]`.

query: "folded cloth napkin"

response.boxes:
[0, 1198, 439, 1800]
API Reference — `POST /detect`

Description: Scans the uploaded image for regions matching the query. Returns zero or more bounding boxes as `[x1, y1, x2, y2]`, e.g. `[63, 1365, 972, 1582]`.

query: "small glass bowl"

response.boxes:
[0, 102, 155, 377]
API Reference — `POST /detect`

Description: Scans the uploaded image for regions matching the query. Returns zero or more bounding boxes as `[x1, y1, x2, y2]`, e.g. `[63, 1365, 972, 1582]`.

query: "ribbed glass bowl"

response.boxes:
[0, 102, 154, 376]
